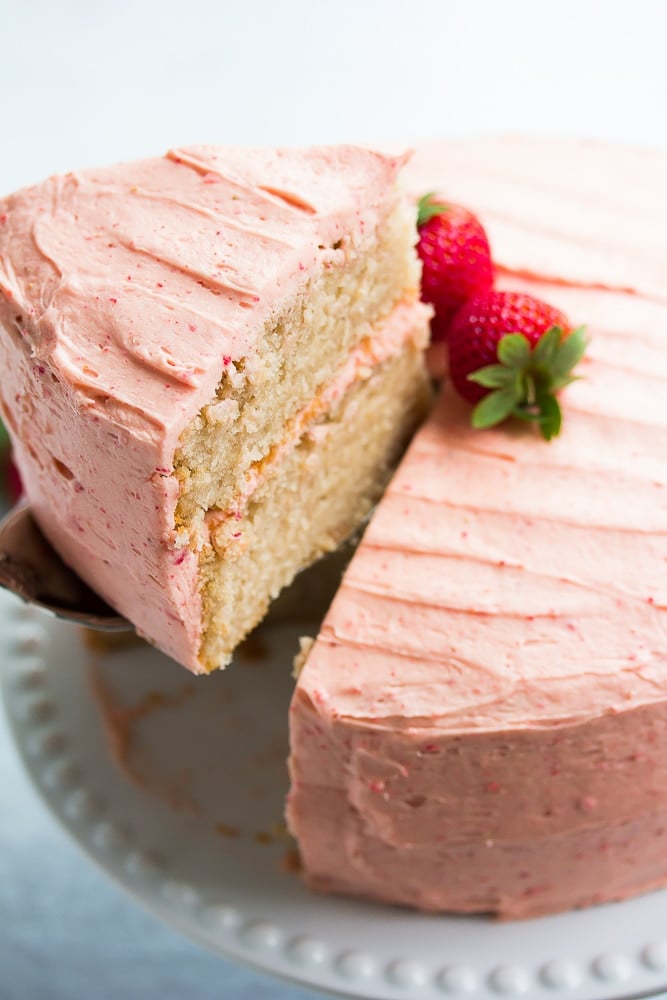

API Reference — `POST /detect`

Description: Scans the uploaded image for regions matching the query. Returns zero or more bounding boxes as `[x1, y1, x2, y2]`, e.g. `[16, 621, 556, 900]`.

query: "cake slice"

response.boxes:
[287, 138, 667, 918]
[0, 145, 431, 672]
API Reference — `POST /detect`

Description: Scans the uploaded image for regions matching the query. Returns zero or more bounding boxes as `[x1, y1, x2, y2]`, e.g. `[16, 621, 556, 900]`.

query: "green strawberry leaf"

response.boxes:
[535, 392, 562, 441]
[0, 418, 9, 451]
[532, 325, 562, 369]
[551, 325, 588, 378]
[417, 192, 450, 227]
[511, 407, 542, 423]
[550, 373, 580, 392]
[497, 333, 531, 370]
[466, 318, 588, 442]
[467, 364, 515, 389]
[471, 387, 520, 429]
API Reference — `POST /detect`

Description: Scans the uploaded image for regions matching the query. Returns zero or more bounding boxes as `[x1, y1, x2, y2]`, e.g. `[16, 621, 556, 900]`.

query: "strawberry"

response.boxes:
[416, 193, 493, 336]
[447, 290, 587, 441]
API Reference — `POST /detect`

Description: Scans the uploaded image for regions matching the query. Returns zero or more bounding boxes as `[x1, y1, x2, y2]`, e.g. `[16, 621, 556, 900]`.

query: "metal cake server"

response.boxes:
[0, 500, 362, 636]
[0, 502, 130, 631]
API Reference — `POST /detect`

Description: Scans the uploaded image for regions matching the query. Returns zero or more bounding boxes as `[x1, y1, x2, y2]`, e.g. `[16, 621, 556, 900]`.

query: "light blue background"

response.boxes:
[1, 2, 666, 997]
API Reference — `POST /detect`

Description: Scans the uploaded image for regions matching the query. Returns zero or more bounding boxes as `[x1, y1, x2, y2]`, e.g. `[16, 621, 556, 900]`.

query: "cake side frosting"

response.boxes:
[0, 145, 409, 669]
[288, 138, 667, 916]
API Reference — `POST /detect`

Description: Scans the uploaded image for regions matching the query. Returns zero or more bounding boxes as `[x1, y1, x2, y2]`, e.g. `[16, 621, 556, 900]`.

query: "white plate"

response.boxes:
[2, 587, 667, 1000]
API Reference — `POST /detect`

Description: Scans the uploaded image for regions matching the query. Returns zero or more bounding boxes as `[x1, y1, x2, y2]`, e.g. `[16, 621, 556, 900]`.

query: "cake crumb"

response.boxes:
[215, 823, 241, 838]
[293, 636, 314, 678]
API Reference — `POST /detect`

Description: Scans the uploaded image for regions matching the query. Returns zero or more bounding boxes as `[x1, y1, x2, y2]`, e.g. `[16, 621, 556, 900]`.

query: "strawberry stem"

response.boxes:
[469, 325, 587, 440]
[417, 192, 450, 228]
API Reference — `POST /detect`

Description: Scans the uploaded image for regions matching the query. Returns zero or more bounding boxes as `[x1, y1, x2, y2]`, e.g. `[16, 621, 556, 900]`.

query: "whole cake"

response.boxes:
[2, 137, 665, 921]
[0, 145, 430, 672]
[287, 138, 667, 918]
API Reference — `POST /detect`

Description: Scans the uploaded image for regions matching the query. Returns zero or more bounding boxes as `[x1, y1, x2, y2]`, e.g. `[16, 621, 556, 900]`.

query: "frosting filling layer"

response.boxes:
[198, 309, 431, 670]
[201, 297, 428, 546]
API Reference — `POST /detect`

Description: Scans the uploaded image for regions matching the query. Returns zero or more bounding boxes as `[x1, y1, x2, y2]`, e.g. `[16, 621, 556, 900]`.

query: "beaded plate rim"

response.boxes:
[2, 589, 667, 1000]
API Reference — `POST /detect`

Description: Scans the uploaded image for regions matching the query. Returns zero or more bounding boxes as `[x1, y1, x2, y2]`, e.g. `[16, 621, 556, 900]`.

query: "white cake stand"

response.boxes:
[2, 587, 667, 1000]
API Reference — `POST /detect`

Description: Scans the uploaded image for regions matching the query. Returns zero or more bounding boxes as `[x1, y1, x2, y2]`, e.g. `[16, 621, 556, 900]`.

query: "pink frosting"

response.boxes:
[0, 145, 409, 671]
[289, 138, 667, 916]
[297, 138, 667, 729]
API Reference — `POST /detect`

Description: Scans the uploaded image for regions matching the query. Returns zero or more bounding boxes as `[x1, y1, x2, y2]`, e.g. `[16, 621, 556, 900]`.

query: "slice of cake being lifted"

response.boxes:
[0, 145, 431, 672]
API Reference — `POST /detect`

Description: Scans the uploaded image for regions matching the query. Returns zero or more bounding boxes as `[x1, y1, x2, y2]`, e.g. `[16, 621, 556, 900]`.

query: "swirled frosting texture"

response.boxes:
[289, 138, 667, 916]
[0, 145, 406, 438]
[298, 137, 667, 730]
[0, 145, 407, 670]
